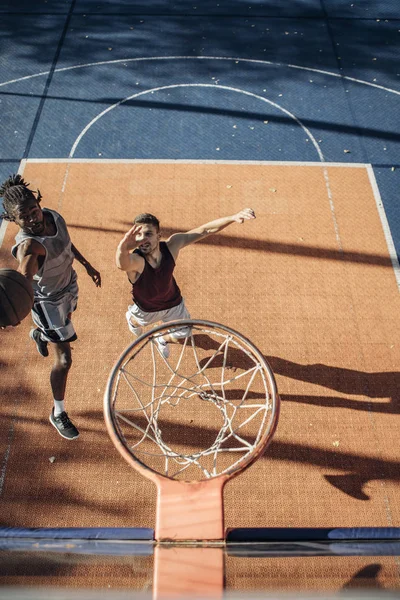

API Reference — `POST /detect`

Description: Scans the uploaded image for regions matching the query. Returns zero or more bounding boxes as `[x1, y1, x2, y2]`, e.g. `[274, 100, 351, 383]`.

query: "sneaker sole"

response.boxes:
[49, 415, 80, 440]
[30, 329, 49, 357]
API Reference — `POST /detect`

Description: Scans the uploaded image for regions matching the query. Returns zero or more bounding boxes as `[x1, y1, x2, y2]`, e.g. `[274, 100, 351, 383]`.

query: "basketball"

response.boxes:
[0, 268, 34, 327]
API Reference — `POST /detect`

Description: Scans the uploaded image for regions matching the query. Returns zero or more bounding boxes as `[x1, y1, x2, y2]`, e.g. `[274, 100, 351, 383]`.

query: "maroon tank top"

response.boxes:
[130, 241, 182, 312]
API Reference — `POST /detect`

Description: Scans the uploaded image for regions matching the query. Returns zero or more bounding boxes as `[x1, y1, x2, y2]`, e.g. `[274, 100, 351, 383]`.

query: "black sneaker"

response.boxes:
[49, 409, 80, 440]
[30, 328, 49, 357]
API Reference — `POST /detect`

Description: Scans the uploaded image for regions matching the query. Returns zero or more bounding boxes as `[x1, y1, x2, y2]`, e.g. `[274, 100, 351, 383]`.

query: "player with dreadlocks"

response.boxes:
[0, 174, 101, 440]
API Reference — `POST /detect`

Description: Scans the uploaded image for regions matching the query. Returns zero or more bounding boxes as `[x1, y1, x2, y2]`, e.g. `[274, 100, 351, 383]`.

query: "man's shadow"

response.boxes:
[268, 356, 399, 411]
[190, 335, 400, 501]
[267, 356, 400, 501]
[192, 336, 399, 410]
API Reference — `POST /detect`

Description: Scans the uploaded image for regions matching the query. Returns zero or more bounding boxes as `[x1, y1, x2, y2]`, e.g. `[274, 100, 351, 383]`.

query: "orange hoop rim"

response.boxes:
[103, 319, 280, 485]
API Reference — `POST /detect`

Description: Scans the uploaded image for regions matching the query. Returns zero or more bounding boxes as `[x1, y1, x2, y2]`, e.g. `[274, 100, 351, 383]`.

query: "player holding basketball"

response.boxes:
[116, 208, 255, 357]
[0, 174, 101, 440]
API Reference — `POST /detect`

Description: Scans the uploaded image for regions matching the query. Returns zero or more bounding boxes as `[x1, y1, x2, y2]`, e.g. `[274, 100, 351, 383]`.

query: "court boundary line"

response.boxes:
[67, 83, 324, 160]
[366, 164, 400, 291]
[23, 159, 370, 167]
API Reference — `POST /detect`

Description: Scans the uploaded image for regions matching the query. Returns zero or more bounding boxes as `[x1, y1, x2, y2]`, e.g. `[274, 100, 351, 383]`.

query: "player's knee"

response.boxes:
[58, 350, 72, 371]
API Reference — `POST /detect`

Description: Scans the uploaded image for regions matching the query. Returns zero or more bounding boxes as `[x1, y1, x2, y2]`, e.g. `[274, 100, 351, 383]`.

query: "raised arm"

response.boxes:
[167, 208, 256, 257]
[116, 224, 145, 276]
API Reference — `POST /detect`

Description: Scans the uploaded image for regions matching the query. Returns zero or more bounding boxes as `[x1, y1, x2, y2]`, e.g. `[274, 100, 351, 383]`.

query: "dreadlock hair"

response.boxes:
[0, 174, 42, 221]
[133, 213, 160, 232]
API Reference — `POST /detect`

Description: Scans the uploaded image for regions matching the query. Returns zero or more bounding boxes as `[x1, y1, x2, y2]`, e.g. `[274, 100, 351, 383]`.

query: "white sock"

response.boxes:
[54, 400, 65, 416]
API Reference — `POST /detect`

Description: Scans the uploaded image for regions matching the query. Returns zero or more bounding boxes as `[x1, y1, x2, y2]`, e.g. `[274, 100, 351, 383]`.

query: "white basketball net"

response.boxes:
[109, 323, 278, 481]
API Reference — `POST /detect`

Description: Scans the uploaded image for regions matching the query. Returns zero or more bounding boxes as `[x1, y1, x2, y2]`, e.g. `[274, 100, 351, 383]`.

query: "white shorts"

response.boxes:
[126, 299, 191, 339]
[32, 278, 78, 343]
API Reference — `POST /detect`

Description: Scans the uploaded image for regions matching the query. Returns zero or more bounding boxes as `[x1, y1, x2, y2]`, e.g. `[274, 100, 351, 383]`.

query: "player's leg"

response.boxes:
[162, 299, 192, 341]
[30, 301, 50, 357]
[152, 300, 192, 358]
[31, 287, 80, 439]
[30, 277, 78, 357]
[126, 303, 159, 335]
[126, 303, 169, 357]
[125, 305, 144, 336]
[48, 339, 79, 440]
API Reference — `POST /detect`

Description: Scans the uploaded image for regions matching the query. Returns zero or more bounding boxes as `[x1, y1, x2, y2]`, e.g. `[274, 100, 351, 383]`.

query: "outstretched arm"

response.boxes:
[71, 244, 101, 287]
[167, 208, 256, 257]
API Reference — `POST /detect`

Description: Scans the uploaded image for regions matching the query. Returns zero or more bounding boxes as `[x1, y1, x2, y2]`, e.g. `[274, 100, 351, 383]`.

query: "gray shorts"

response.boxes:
[32, 278, 78, 343]
[126, 299, 191, 339]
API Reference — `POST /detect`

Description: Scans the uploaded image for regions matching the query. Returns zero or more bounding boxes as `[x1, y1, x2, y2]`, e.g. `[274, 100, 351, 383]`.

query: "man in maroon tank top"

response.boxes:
[116, 208, 255, 358]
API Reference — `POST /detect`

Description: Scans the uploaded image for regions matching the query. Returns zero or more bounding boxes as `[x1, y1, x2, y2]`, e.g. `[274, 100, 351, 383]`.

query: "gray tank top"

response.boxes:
[12, 209, 77, 300]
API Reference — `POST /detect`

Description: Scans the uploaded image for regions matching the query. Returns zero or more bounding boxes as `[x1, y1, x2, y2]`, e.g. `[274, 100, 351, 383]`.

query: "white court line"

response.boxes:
[24, 159, 370, 166]
[57, 162, 72, 212]
[0, 55, 399, 97]
[322, 165, 342, 251]
[68, 83, 324, 160]
[366, 165, 400, 291]
[66, 81, 346, 254]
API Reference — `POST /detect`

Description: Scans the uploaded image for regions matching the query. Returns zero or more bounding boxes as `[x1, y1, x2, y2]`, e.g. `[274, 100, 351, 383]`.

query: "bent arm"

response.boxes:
[167, 208, 256, 255]
[16, 239, 45, 281]
[116, 225, 143, 275]
[116, 240, 133, 272]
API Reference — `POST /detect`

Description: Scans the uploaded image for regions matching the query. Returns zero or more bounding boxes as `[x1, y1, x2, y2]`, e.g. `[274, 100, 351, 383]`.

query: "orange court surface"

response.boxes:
[0, 159, 399, 592]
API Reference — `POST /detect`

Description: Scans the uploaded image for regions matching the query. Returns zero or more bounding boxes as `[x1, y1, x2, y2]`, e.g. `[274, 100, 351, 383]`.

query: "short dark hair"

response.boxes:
[0, 174, 42, 221]
[133, 213, 160, 232]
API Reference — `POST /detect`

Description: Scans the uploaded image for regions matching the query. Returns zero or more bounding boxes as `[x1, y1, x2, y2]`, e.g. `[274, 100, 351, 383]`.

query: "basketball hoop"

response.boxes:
[104, 320, 280, 543]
